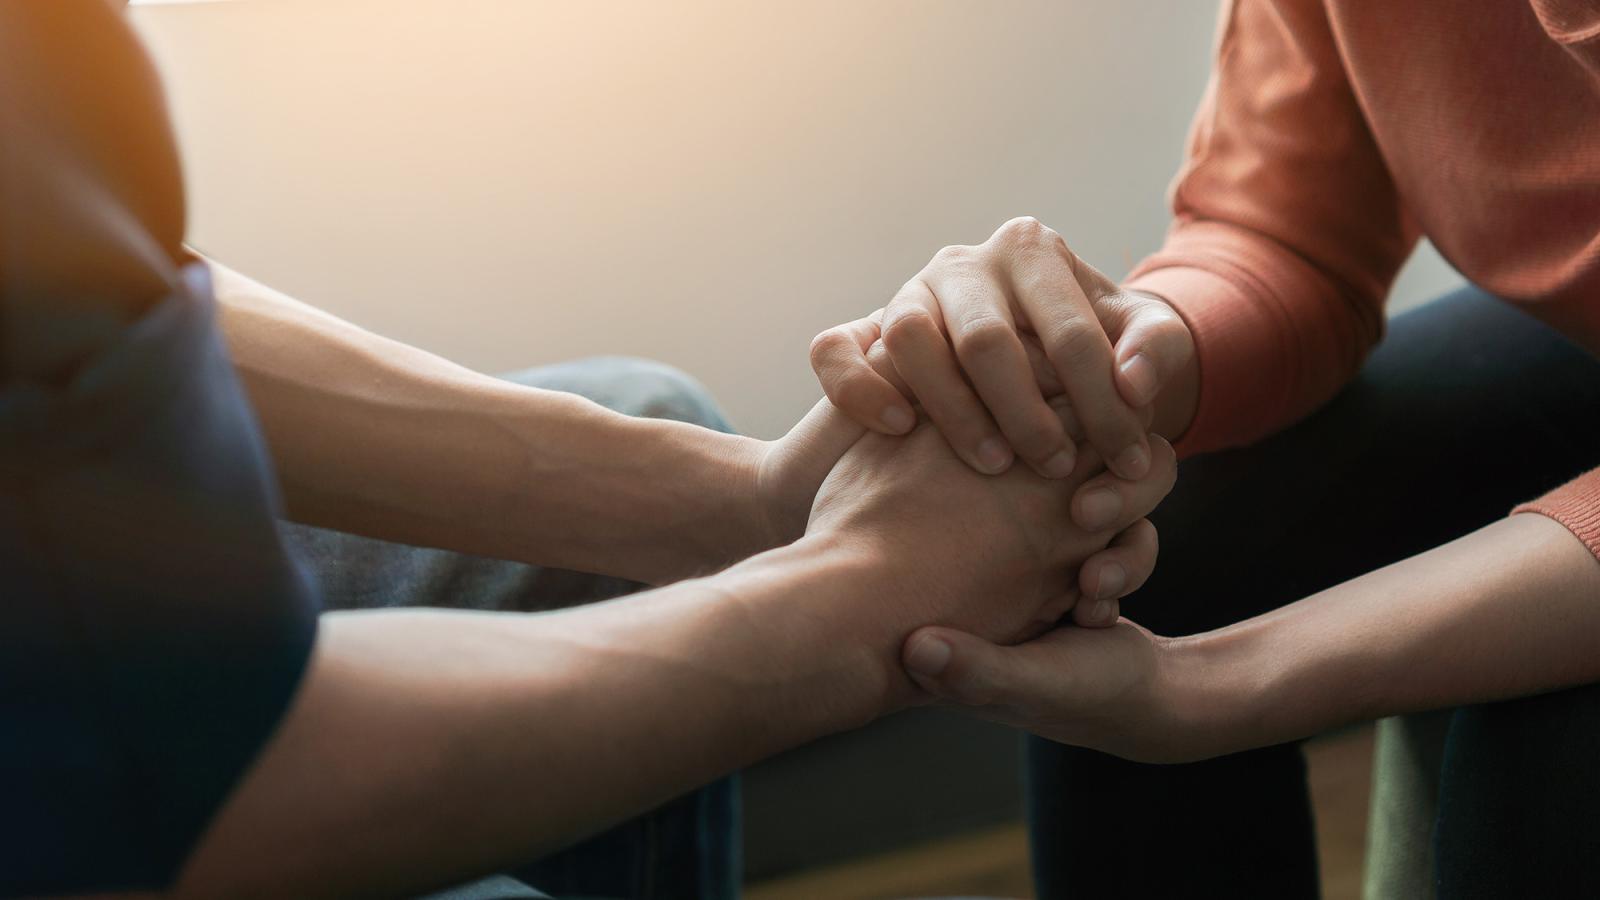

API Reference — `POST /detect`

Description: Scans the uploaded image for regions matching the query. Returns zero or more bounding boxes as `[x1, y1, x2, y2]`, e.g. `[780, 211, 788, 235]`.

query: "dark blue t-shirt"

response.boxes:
[0, 264, 320, 895]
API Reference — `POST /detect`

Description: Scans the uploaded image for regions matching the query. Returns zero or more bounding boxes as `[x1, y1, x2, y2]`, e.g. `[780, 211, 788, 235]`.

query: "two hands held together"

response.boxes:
[757, 217, 1216, 761]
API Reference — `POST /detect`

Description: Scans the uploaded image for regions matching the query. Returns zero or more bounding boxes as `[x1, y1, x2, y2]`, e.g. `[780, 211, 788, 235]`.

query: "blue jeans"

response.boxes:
[1025, 287, 1600, 899]
[281, 357, 742, 900]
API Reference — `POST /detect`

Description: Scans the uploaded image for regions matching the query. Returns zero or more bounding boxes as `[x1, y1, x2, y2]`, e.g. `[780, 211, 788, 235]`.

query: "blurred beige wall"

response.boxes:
[132, 0, 1459, 438]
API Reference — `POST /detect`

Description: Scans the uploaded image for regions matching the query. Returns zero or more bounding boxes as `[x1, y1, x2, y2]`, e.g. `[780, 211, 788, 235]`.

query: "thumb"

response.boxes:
[785, 396, 869, 469]
[1102, 291, 1194, 409]
[902, 626, 1057, 709]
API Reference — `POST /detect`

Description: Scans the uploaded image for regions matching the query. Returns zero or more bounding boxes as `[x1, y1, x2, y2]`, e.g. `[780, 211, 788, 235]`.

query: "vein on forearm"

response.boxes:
[210, 263, 759, 584]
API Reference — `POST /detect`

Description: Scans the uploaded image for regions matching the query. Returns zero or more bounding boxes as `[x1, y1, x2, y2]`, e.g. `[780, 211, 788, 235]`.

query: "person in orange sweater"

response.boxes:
[815, 1, 1600, 896]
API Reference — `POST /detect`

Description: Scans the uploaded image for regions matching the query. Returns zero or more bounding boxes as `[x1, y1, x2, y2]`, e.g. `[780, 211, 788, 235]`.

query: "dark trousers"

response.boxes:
[1026, 287, 1600, 899]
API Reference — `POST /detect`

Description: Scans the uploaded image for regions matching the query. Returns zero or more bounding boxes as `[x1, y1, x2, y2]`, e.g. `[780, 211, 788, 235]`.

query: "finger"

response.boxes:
[810, 312, 916, 434]
[1046, 395, 1087, 447]
[781, 396, 870, 478]
[1070, 436, 1177, 532]
[881, 279, 1014, 474]
[903, 625, 1095, 729]
[1099, 290, 1195, 409]
[903, 626, 1069, 712]
[1073, 518, 1159, 628]
[1008, 233, 1152, 480]
[926, 270, 1075, 478]
[1044, 372, 1146, 450]
[1028, 589, 1082, 636]
[1020, 332, 1066, 397]
[863, 338, 911, 395]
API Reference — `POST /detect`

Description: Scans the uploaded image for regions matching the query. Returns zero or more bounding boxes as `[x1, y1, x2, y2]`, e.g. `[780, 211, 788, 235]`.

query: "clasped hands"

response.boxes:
[757, 217, 1212, 762]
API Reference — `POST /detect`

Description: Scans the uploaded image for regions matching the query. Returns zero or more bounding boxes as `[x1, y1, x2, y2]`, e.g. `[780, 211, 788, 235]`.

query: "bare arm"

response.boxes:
[3, 0, 809, 589]
[173, 535, 897, 898]
[207, 259, 801, 585]
[173, 416, 1178, 899]
[905, 512, 1600, 764]
[1194, 513, 1600, 754]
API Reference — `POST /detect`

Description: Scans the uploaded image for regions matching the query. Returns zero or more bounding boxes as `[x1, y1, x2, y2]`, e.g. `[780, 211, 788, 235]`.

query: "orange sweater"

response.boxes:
[1127, 0, 1600, 559]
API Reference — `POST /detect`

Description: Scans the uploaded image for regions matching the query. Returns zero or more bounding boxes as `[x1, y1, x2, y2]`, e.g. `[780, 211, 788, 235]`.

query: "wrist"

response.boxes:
[1167, 601, 1380, 758]
[710, 430, 790, 565]
[1161, 623, 1290, 760]
[715, 530, 920, 724]
[605, 414, 774, 582]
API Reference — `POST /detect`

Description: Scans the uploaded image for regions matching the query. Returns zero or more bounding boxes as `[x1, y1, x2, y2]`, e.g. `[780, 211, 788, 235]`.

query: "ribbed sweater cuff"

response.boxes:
[1514, 467, 1600, 562]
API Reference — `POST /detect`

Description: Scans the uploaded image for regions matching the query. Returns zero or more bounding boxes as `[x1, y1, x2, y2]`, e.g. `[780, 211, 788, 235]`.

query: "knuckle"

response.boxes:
[1096, 288, 1144, 321]
[998, 215, 1050, 245]
[1046, 319, 1105, 370]
[863, 340, 898, 382]
[807, 328, 848, 366]
[997, 217, 1070, 262]
[880, 306, 938, 351]
[1010, 262, 1068, 301]
[952, 315, 1018, 363]
[931, 244, 974, 267]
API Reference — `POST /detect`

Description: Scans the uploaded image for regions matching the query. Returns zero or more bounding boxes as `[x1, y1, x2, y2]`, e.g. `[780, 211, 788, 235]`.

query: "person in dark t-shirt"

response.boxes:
[0, 4, 1171, 897]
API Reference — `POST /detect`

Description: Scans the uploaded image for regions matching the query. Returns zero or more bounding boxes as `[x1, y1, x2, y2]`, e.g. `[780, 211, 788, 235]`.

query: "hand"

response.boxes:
[901, 620, 1218, 764]
[807, 413, 1176, 647]
[810, 217, 1197, 488]
[757, 345, 1165, 625]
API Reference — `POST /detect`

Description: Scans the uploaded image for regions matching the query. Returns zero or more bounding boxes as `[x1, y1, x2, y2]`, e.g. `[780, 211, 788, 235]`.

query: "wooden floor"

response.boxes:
[747, 724, 1376, 900]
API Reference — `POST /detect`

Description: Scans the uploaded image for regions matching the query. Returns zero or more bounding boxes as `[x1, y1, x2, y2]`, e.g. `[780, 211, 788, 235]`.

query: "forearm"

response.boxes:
[1185, 513, 1600, 755]
[175, 534, 903, 899]
[207, 259, 771, 583]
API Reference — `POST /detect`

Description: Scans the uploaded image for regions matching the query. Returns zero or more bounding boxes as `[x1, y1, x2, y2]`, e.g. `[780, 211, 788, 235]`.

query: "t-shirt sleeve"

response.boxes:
[0, 264, 321, 895]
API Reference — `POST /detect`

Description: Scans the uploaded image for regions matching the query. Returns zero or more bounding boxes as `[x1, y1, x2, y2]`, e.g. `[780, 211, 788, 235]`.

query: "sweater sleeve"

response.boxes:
[1518, 13, 1600, 559]
[1125, 0, 1420, 456]
[1515, 470, 1600, 560]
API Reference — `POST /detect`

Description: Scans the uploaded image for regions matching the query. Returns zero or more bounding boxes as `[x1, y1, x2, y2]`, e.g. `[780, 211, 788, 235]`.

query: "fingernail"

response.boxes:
[906, 635, 952, 676]
[1119, 353, 1159, 406]
[1114, 442, 1150, 480]
[976, 438, 1013, 474]
[1095, 563, 1127, 601]
[1085, 599, 1116, 624]
[881, 406, 914, 433]
[1041, 449, 1075, 479]
[1077, 487, 1122, 530]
